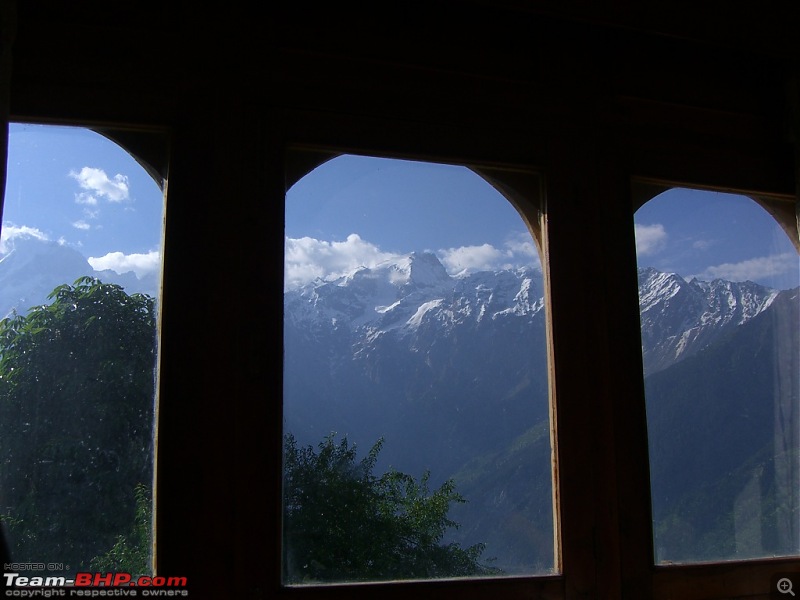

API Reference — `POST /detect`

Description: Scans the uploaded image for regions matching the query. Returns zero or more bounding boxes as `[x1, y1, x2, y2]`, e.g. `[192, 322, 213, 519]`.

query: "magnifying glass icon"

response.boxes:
[778, 578, 796, 596]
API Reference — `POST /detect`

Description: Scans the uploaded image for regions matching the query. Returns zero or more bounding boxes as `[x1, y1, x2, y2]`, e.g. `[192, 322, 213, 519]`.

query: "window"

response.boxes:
[635, 187, 799, 564]
[282, 152, 557, 584]
[0, 123, 166, 577]
[4, 8, 799, 597]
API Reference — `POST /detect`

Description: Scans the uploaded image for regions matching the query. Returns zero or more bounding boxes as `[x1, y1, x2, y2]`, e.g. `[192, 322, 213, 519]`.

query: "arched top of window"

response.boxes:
[633, 180, 799, 255]
[285, 148, 545, 255]
[633, 185, 798, 292]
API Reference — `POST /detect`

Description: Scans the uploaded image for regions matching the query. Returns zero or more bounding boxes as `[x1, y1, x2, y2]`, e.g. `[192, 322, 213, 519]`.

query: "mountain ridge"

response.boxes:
[2, 236, 796, 573]
[287, 253, 782, 376]
[283, 250, 797, 572]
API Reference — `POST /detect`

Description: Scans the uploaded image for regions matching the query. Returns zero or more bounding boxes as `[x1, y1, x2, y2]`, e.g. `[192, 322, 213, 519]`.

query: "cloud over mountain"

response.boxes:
[285, 233, 540, 290]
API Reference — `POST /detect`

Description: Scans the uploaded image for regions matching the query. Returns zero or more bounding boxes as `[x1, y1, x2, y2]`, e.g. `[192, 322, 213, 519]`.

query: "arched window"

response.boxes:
[0, 122, 166, 577]
[282, 152, 557, 583]
[634, 186, 799, 564]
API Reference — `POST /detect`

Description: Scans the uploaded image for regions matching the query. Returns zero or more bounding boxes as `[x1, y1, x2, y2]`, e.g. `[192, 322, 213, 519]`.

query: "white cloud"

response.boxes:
[438, 243, 506, 273]
[634, 223, 668, 256]
[285, 234, 400, 289]
[72, 220, 91, 230]
[285, 233, 543, 290]
[502, 232, 541, 270]
[74, 192, 99, 206]
[503, 236, 538, 261]
[438, 234, 540, 275]
[88, 250, 161, 279]
[691, 252, 799, 284]
[0, 223, 50, 254]
[69, 167, 130, 203]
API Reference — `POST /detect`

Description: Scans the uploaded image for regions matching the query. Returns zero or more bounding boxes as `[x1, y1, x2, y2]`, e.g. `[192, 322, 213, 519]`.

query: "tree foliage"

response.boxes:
[0, 277, 156, 569]
[90, 483, 153, 574]
[282, 433, 498, 583]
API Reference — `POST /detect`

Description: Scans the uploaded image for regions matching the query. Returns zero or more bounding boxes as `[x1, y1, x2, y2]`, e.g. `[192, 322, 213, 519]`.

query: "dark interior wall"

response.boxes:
[2, 2, 799, 599]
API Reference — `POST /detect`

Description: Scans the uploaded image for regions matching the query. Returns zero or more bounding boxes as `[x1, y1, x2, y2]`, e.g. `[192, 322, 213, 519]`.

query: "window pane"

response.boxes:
[283, 154, 555, 583]
[0, 124, 164, 576]
[636, 188, 800, 564]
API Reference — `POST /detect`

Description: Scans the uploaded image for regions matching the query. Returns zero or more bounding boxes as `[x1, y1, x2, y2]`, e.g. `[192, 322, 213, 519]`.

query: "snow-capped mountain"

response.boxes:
[285, 251, 543, 334]
[283, 252, 796, 572]
[284, 251, 789, 481]
[3, 238, 794, 571]
[284, 251, 549, 474]
[286, 253, 780, 380]
[637, 267, 780, 374]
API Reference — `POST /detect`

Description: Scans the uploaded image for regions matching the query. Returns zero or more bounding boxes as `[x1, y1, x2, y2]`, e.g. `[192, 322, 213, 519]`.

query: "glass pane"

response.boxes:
[282, 154, 554, 583]
[636, 188, 800, 564]
[0, 124, 164, 576]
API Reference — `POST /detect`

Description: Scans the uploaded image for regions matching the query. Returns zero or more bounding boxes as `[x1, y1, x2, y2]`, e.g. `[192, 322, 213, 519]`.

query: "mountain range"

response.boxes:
[284, 250, 799, 572]
[1, 236, 797, 574]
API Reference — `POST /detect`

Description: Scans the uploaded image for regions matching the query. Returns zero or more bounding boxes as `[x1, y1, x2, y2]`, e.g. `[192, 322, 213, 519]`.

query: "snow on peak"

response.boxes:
[285, 253, 542, 333]
[638, 266, 778, 324]
[637, 266, 781, 374]
[381, 251, 452, 288]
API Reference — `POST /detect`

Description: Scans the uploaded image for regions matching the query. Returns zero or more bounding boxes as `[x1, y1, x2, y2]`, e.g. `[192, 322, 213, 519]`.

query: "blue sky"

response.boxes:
[1, 126, 797, 292]
[1, 123, 164, 278]
[635, 188, 798, 290]
[285, 155, 539, 289]
[286, 154, 799, 291]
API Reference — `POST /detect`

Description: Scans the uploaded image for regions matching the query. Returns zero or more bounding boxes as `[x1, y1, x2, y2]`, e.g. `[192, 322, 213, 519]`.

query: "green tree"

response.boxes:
[282, 433, 498, 583]
[90, 483, 153, 574]
[0, 277, 156, 570]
